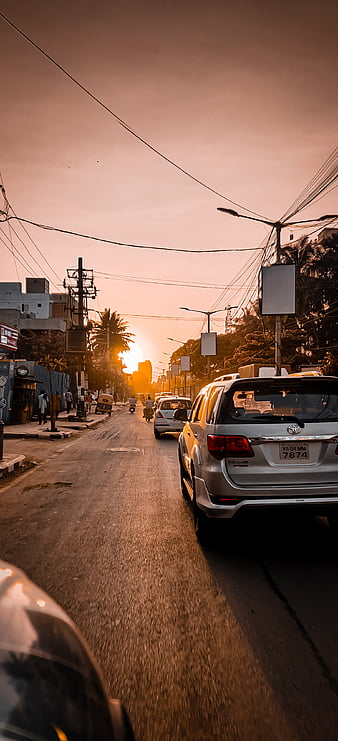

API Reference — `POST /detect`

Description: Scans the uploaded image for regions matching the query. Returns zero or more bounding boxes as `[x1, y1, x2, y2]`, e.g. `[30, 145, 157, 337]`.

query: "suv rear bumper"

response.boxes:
[195, 475, 338, 519]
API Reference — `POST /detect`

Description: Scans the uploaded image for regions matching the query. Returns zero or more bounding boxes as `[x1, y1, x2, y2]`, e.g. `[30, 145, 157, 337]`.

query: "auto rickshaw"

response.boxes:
[95, 393, 114, 416]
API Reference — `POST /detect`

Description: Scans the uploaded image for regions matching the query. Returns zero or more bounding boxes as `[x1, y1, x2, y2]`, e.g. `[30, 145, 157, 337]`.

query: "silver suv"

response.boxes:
[177, 375, 338, 539]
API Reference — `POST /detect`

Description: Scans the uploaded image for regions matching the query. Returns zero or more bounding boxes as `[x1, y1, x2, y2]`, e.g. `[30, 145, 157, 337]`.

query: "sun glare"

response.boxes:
[122, 343, 144, 374]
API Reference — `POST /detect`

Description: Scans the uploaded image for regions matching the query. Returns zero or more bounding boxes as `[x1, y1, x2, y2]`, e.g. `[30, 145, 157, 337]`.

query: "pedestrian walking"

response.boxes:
[65, 389, 73, 413]
[86, 391, 93, 413]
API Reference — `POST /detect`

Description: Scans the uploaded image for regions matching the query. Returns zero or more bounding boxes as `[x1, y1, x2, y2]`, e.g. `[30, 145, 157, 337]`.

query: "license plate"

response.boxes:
[279, 442, 309, 460]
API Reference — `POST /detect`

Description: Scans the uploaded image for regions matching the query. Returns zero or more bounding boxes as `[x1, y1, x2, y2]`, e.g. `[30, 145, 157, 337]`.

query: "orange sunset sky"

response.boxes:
[1, 0, 337, 375]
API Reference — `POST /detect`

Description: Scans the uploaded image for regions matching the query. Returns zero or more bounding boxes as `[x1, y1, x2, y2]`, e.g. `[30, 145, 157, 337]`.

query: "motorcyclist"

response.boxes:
[129, 396, 136, 411]
[144, 396, 154, 420]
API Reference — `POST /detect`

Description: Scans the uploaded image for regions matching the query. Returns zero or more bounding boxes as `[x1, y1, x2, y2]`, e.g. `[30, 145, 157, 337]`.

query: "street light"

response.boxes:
[217, 208, 338, 373]
[167, 337, 186, 344]
[179, 306, 228, 332]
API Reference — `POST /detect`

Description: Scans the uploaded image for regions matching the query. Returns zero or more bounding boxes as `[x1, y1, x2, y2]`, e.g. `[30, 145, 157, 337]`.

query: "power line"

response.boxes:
[0, 231, 38, 276]
[94, 270, 252, 290]
[0, 11, 269, 221]
[8, 203, 62, 284]
[0, 214, 264, 253]
[0, 178, 62, 288]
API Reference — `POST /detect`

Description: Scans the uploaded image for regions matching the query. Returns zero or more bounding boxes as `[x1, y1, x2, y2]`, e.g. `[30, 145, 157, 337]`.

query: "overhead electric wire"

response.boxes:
[4, 223, 20, 281]
[1, 219, 60, 290]
[281, 148, 338, 221]
[0, 177, 62, 288]
[0, 214, 264, 254]
[0, 11, 269, 221]
[93, 270, 252, 290]
[0, 232, 39, 276]
[7, 203, 62, 284]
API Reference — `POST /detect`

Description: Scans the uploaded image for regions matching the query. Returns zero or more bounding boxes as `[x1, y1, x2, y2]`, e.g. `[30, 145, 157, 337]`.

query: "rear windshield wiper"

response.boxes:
[253, 414, 305, 428]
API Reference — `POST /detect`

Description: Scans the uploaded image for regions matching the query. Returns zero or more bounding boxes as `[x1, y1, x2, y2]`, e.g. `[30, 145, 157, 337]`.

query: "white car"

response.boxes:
[154, 396, 192, 438]
[177, 375, 338, 540]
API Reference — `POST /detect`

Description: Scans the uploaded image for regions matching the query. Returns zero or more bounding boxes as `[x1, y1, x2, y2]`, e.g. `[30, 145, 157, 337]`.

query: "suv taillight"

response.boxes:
[207, 435, 254, 460]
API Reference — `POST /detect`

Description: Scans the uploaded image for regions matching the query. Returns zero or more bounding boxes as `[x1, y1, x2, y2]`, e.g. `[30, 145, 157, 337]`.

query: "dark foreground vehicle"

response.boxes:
[0, 561, 134, 740]
[177, 375, 338, 540]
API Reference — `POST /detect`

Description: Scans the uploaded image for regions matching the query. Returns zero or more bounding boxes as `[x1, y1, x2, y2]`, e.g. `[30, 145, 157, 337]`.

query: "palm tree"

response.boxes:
[89, 310, 134, 391]
[90, 309, 134, 360]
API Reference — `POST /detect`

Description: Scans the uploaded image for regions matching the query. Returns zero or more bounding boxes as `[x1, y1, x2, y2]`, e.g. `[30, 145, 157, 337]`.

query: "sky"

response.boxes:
[0, 0, 337, 376]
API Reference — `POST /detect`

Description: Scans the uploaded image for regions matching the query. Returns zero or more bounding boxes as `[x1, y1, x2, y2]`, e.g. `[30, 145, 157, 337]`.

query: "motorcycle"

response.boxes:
[144, 406, 154, 422]
[129, 404, 136, 413]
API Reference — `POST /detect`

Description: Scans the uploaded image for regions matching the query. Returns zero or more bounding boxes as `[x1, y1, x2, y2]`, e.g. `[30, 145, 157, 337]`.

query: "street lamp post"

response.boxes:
[179, 306, 228, 332]
[217, 208, 338, 374]
[179, 306, 229, 381]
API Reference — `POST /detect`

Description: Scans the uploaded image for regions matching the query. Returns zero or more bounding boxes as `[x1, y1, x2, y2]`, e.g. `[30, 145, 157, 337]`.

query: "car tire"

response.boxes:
[178, 453, 189, 500]
[154, 428, 161, 439]
[192, 470, 212, 543]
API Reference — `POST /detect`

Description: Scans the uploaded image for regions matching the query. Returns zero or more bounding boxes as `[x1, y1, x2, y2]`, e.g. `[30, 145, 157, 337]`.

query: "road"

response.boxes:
[1, 405, 338, 740]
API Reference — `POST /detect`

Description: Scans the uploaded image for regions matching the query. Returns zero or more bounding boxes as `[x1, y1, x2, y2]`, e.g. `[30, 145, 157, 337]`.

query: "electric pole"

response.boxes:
[63, 257, 97, 419]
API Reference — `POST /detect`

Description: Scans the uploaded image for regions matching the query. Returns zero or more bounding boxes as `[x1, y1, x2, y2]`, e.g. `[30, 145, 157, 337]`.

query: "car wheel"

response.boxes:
[154, 428, 161, 439]
[192, 472, 212, 543]
[178, 453, 189, 500]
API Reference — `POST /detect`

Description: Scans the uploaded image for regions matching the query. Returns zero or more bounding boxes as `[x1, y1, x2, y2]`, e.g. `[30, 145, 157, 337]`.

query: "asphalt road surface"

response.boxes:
[1, 405, 338, 740]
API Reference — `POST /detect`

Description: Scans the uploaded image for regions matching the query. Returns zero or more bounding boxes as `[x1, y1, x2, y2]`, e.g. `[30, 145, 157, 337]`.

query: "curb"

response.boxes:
[4, 430, 73, 440]
[0, 454, 25, 478]
[3, 412, 110, 439]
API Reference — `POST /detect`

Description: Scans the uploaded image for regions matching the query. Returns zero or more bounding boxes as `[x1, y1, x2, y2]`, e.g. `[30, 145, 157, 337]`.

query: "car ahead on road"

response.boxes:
[154, 396, 192, 438]
[176, 375, 338, 540]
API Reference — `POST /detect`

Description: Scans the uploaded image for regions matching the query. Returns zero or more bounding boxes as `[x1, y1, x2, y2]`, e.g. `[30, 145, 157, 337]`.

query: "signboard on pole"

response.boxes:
[171, 363, 179, 375]
[261, 264, 296, 315]
[180, 356, 190, 372]
[201, 332, 217, 356]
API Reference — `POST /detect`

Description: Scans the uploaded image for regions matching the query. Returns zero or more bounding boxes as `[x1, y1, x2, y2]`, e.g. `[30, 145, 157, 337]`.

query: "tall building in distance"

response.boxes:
[131, 360, 153, 394]
[138, 360, 152, 385]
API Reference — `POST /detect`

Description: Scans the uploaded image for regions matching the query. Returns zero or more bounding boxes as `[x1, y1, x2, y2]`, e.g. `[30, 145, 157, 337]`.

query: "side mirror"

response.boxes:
[173, 408, 189, 421]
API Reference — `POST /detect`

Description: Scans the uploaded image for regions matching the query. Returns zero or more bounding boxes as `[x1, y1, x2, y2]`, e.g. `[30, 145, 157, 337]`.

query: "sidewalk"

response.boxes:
[0, 406, 118, 478]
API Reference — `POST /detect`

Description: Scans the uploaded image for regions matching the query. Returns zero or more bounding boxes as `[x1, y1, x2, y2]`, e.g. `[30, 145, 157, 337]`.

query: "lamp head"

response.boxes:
[217, 207, 239, 217]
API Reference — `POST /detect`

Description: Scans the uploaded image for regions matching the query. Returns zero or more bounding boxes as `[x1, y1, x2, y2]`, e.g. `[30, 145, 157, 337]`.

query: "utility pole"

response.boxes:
[64, 257, 97, 419]
[78, 257, 84, 330]
[275, 224, 282, 375]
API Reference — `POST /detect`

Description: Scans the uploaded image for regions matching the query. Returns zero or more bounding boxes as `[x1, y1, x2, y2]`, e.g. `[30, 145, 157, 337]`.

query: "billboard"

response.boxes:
[180, 355, 190, 372]
[201, 332, 217, 356]
[261, 264, 296, 315]
[0, 324, 18, 351]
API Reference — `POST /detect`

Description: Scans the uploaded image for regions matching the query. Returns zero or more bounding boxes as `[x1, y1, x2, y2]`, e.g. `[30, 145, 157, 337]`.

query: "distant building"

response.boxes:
[138, 360, 152, 385]
[131, 360, 153, 394]
[0, 278, 77, 333]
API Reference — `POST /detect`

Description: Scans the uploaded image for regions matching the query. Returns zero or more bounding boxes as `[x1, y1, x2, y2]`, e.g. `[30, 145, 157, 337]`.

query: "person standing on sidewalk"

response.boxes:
[65, 389, 72, 413]
[37, 391, 48, 425]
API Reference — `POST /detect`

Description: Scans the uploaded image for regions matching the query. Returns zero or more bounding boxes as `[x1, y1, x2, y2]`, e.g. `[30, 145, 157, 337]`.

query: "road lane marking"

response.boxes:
[109, 447, 141, 452]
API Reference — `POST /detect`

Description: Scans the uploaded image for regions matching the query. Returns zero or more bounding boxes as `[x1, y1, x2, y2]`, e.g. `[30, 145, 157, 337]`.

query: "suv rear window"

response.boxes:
[160, 399, 191, 410]
[217, 379, 338, 424]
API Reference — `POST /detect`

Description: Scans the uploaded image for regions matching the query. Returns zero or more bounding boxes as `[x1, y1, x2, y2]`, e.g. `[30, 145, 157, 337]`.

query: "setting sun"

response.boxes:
[121, 343, 144, 374]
